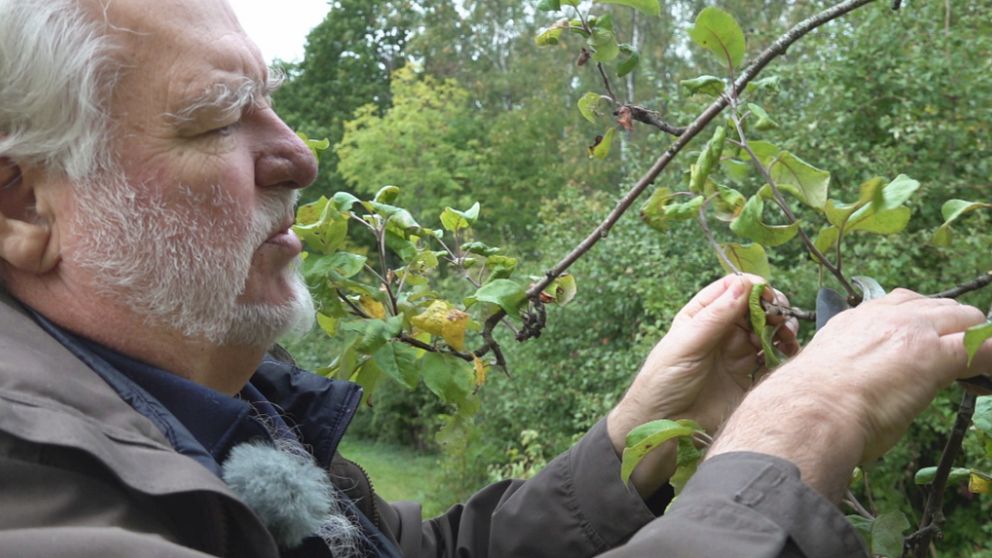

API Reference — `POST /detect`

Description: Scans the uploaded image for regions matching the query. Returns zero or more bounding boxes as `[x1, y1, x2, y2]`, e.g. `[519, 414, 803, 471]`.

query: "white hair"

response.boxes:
[0, 0, 119, 180]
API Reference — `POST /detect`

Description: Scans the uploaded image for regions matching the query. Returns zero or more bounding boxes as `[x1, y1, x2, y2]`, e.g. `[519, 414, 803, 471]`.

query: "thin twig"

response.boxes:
[762, 301, 815, 322]
[338, 290, 369, 319]
[904, 391, 978, 557]
[626, 105, 687, 136]
[844, 490, 875, 520]
[929, 271, 992, 299]
[398, 333, 475, 363]
[730, 111, 858, 300]
[376, 220, 398, 315]
[520, 0, 879, 317]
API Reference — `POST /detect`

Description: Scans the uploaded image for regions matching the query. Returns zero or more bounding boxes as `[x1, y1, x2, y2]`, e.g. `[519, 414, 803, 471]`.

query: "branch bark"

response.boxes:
[929, 271, 992, 299]
[509, 0, 879, 341]
[904, 391, 978, 558]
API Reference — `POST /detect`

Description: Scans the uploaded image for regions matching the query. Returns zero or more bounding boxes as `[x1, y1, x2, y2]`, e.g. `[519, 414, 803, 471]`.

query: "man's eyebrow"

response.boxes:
[167, 68, 285, 124]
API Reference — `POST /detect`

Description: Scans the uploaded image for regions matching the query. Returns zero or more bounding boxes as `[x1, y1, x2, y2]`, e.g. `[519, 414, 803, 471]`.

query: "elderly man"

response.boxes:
[0, 1, 988, 557]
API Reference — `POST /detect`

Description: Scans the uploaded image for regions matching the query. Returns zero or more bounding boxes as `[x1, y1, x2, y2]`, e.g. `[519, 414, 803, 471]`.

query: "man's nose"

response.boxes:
[254, 111, 318, 190]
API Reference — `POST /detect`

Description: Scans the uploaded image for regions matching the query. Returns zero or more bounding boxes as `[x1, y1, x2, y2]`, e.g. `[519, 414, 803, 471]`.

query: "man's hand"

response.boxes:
[708, 289, 992, 502]
[607, 274, 799, 496]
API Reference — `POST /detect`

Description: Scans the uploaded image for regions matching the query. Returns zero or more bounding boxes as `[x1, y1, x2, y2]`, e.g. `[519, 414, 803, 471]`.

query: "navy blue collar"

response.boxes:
[27, 309, 362, 473]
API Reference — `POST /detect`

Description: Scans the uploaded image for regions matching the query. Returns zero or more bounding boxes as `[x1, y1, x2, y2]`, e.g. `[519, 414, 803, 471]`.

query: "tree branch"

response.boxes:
[905, 391, 978, 557]
[762, 301, 816, 322]
[626, 104, 687, 136]
[929, 271, 992, 299]
[510, 0, 879, 341]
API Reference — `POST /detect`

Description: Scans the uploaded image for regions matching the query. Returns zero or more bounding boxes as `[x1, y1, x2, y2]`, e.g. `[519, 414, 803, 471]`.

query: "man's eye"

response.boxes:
[211, 122, 240, 137]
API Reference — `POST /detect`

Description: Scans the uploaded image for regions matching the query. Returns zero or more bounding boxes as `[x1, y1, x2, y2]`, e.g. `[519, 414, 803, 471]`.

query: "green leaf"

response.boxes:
[824, 177, 885, 229]
[467, 279, 527, 316]
[721, 159, 751, 183]
[463, 241, 500, 257]
[680, 75, 725, 97]
[366, 201, 422, 234]
[373, 185, 400, 204]
[590, 127, 616, 159]
[688, 7, 746, 69]
[440, 202, 481, 232]
[746, 75, 781, 93]
[747, 103, 778, 130]
[621, 419, 702, 484]
[617, 44, 640, 78]
[872, 174, 920, 211]
[640, 188, 703, 232]
[420, 352, 474, 408]
[870, 511, 909, 558]
[373, 342, 420, 390]
[347, 315, 404, 354]
[536, 20, 567, 46]
[670, 436, 702, 495]
[486, 255, 518, 279]
[846, 515, 874, 547]
[847, 206, 912, 235]
[543, 273, 578, 306]
[748, 282, 779, 367]
[705, 181, 746, 222]
[331, 191, 362, 212]
[964, 321, 992, 366]
[594, 0, 660, 17]
[719, 243, 770, 279]
[588, 26, 620, 62]
[537, 0, 561, 11]
[302, 251, 367, 283]
[353, 359, 382, 406]
[578, 92, 608, 124]
[743, 140, 780, 167]
[914, 466, 972, 485]
[293, 198, 350, 254]
[769, 151, 830, 209]
[689, 125, 727, 192]
[730, 195, 799, 247]
[932, 199, 992, 247]
[813, 226, 839, 259]
[974, 396, 992, 436]
[297, 132, 331, 160]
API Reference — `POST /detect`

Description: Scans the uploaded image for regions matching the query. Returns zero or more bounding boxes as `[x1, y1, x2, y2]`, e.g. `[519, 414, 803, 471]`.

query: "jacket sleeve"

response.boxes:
[597, 452, 869, 558]
[377, 419, 660, 558]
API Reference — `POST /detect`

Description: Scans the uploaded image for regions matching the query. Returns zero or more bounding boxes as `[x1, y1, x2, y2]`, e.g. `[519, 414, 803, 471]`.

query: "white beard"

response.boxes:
[66, 171, 314, 347]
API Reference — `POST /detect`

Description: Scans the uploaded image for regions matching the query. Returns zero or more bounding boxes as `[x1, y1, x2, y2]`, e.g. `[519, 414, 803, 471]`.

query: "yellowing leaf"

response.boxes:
[411, 300, 470, 351]
[473, 356, 488, 387]
[969, 472, 991, 494]
[359, 294, 387, 319]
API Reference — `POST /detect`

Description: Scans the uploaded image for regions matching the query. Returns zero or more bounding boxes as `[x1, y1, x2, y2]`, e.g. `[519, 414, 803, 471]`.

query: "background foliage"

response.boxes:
[276, 1, 992, 554]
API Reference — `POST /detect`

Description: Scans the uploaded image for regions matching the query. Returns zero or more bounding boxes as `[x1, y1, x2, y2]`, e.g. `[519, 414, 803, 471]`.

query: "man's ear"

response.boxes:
[0, 158, 61, 274]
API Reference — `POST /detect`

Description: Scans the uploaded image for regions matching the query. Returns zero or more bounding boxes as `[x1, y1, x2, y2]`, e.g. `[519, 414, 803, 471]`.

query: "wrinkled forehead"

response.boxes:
[81, 0, 266, 114]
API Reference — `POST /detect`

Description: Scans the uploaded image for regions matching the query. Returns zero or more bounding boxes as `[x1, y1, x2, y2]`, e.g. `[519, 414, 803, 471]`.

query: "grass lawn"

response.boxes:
[338, 436, 448, 518]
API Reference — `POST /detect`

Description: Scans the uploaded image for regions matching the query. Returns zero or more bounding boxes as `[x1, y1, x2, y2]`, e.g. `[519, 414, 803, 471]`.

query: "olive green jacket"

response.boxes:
[0, 292, 660, 557]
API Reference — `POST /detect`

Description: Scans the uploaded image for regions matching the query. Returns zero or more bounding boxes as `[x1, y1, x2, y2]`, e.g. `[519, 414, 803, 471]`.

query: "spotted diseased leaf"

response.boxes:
[730, 194, 799, 247]
[688, 7, 746, 69]
[719, 243, 770, 279]
[578, 92, 608, 124]
[932, 199, 992, 247]
[440, 202, 480, 232]
[964, 321, 992, 366]
[748, 282, 779, 367]
[617, 44, 640, 77]
[621, 419, 702, 484]
[411, 300, 471, 351]
[373, 342, 420, 390]
[746, 103, 778, 130]
[689, 126, 726, 193]
[869, 511, 908, 558]
[589, 127, 616, 159]
[681, 75, 725, 97]
[594, 0, 661, 16]
[466, 279, 527, 317]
